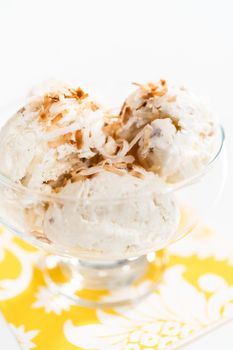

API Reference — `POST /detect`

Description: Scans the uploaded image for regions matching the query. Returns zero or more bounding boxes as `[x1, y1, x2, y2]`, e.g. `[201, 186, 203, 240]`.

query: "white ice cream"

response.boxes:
[0, 82, 109, 243]
[117, 81, 217, 183]
[44, 169, 179, 259]
[0, 83, 106, 190]
[0, 81, 181, 259]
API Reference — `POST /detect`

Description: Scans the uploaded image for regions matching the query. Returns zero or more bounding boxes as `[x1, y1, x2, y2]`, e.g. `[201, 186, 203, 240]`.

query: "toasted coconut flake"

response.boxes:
[136, 101, 147, 110]
[39, 94, 60, 121]
[119, 103, 132, 124]
[98, 142, 135, 163]
[39, 112, 47, 121]
[75, 87, 88, 99]
[60, 132, 73, 143]
[75, 129, 83, 149]
[130, 170, 144, 179]
[79, 166, 103, 176]
[75, 87, 88, 100]
[103, 121, 121, 137]
[45, 123, 84, 140]
[104, 112, 119, 122]
[114, 162, 127, 169]
[143, 125, 153, 147]
[53, 187, 62, 193]
[171, 117, 181, 132]
[103, 164, 125, 176]
[142, 89, 167, 99]
[132, 80, 168, 99]
[127, 163, 133, 171]
[65, 87, 88, 101]
[71, 161, 87, 172]
[47, 94, 60, 102]
[128, 128, 144, 151]
[100, 139, 130, 162]
[121, 106, 132, 124]
[153, 90, 166, 97]
[48, 132, 73, 148]
[31, 231, 52, 244]
[142, 92, 155, 99]
[43, 202, 49, 210]
[51, 113, 63, 125]
[119, 102, 126, 117]
[149, 164, 161, 172]
[160, 79, 167, 86]
[90, 102, 99, 112]
[117, 139, 130, 157]
[46, 172, 72, 190]
[89, 153, 104, 166]
[71, 174, 88, 182]
[43, 95, 52, 109]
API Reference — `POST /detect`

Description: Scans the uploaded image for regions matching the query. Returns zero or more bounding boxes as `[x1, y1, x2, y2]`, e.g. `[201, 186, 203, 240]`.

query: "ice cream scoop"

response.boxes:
[44, 167, 180, 259]
[117, 80, 217, 183]
[0, 83, 106, 190]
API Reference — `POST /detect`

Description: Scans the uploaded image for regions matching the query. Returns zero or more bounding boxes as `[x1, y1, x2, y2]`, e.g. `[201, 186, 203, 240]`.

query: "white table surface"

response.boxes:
[0, 0, 232, 348]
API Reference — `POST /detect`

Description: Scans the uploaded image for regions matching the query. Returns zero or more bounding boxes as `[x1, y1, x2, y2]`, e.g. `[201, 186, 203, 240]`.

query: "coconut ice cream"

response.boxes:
[44, 168, 179, 258]
[0, 81, 182, 259]
[117, 80, 217, 183]
[0, 82, 111, 243]
[0, 83, 106, 190]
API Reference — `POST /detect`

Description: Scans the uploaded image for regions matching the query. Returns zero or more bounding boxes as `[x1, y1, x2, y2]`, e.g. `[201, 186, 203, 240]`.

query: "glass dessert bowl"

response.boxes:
[0, 80, 226, 307]
[0, 124, 225, 307]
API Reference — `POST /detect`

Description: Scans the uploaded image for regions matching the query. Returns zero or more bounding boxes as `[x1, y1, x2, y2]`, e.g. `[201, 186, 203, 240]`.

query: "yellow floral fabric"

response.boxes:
[0, 225, 233, 350]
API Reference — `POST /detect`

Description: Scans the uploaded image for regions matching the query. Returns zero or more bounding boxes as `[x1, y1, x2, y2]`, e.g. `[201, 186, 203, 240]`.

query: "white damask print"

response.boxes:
[10, 324, 39, 350]
[64, 266, 233, 349]
[32, 286, 76, 315]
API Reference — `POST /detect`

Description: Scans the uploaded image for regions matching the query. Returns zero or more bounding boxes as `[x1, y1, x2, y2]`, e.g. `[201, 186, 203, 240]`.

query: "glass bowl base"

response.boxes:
[42, 250, 168, 308]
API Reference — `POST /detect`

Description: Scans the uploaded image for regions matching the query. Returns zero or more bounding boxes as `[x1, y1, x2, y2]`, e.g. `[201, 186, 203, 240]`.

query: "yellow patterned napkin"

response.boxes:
[0, 225, 233, 350]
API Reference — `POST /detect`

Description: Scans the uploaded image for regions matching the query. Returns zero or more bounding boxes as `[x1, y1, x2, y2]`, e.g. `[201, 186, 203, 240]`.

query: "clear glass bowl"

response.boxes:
[0, 124, 226, 307]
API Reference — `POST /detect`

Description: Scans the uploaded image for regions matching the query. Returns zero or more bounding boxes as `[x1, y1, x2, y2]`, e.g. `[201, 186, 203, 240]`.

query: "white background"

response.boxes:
[0, 0, 232, 349]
